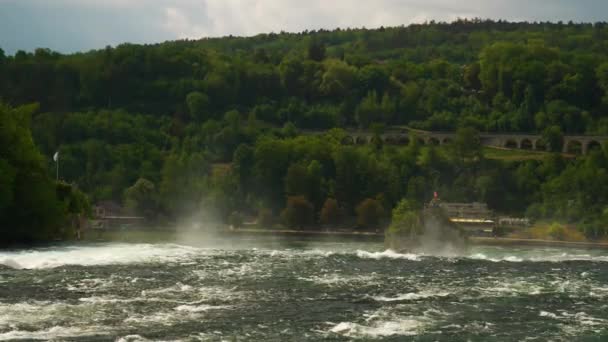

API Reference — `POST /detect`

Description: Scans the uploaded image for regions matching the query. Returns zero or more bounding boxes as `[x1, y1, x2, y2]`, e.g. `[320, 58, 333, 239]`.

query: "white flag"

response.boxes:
[53, 151, 59, 162]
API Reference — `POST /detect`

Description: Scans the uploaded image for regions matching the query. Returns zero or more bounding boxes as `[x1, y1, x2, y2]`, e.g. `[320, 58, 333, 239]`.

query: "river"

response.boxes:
[0, 237, 607, 341]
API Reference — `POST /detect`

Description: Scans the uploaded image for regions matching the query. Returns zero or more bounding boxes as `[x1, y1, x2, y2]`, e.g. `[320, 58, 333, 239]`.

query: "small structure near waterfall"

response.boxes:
[385, 195, 469, 254]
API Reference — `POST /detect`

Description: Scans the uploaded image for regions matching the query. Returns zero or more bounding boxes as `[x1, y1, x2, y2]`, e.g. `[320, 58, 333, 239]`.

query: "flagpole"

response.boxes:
[54, 151, 59, 181]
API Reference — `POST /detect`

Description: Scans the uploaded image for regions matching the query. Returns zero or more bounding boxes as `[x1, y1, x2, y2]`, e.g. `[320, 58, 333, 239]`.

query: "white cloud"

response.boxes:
[156, 0, 504, 40]
[164, 6, 205, 39]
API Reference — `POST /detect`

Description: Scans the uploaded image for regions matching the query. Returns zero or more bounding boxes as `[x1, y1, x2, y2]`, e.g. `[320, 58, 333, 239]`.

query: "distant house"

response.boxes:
[438, 202, 495, 237]
[90, 201, 144, 230]
[438, 202, 494, 220]
[437, 202, 529, 236]
[93, 200, 124, 218]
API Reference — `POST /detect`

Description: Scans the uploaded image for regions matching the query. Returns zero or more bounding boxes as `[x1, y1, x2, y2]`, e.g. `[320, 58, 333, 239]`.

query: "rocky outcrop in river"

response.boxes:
[385, 205, 469, 255]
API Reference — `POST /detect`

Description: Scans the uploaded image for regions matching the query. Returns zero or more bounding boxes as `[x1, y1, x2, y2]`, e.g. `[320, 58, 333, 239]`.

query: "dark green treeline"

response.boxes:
[2, 19, 608, 240]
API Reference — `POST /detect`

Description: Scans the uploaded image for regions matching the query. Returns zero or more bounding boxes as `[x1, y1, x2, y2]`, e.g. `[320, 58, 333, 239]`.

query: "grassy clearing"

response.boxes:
[482, 147, 550, 161]
[508, 222, 588, 242]
[82, 229, 178, 243]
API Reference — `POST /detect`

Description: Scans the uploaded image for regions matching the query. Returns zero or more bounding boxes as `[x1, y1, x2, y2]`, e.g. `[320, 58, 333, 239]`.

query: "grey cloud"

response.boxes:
[0, 0, 606, 54]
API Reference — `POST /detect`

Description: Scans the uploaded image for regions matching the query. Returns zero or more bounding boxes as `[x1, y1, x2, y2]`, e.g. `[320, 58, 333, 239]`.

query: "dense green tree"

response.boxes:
[356, 198, 385, 229]
[387, 199, 422, 236]
[542, 126, 564, 152]
[4, 21, 608, 238]
[451, 127, 483, 163]
[285, 163, 310, 197]
[124, 178, 157, 218]
[320, 198, 341, 225]
[320, 59, 356, 98]
[281, 196, 314, 229]
[0, 103, 68, 242]
[356, 91, 381, 128]
[186, 91, 210, 122]
[232, 144, 255, 192]
[159, 152, 210, 216]
[307, 39, 326, 62]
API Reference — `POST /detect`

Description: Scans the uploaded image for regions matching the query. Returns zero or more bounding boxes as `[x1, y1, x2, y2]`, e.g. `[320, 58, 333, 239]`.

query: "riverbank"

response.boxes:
[225, 228, 608, 249]
[470, 237, 608, 250]
[224, 227, 384, 241]
[78, 227, 608, 250]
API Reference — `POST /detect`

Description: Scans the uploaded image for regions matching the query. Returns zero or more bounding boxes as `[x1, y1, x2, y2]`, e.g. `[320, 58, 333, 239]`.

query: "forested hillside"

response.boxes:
[2, 19, 608, 239]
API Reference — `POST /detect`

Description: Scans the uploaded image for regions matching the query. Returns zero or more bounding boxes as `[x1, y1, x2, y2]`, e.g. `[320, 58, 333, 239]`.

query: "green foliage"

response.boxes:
[320, 198, 341, 225]
[281, 196, 314, 229]
[282, 122, 298, 138]
[548, 223, 567, 241]
[257, 208, 274, 228]
[356, 91, 381, 128]
[4, 21, 608, 237]
[0, 103, 66, 242]
[307, 39, 326, 62]
[387, 199, 423, 237]
[356, 198, 385, 229]
[232, 144, 254, 192]
[56, 181, 90, 216]
[159, 152, 210, 215]
[320, 59, 356, 98]
[186, 91, 210, 122]
[451, 127, 483, 163]
[542, 126, 564, 152]
[124, 178, 157, 218]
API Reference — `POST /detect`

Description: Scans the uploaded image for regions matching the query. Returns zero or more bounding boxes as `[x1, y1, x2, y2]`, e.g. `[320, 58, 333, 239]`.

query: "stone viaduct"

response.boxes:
[332, 128, 607, 155]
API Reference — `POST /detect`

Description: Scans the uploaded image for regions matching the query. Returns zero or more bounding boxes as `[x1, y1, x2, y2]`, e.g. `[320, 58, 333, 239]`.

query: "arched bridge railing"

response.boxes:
[308, 129, 608, 155]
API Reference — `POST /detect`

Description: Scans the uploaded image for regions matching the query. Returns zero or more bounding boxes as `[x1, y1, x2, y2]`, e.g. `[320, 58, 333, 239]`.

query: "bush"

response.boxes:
[548, 223, 567, 241]
[228, 211, 243, 228]
[281, 196, 314, 229]
[257, 208, 274, 228]
[356, 198, 385, 229]
[320, 198, 341, 225]
[387, 199, 421, 235]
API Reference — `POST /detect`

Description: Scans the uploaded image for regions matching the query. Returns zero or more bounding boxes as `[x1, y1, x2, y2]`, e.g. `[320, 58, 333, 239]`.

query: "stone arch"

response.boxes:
[384, 136, 397, 145]
[428, 137, 440, 146]
[355, 136, 367, 145]
[504, 139, 518, 149]
[397, 136, 410, 145]
[342, 136, 354, 145]
[587, 140, 602, 153]
[566, 140, 583, 154]
[520, 139, 533, 150]
[535, 139, 547, 151]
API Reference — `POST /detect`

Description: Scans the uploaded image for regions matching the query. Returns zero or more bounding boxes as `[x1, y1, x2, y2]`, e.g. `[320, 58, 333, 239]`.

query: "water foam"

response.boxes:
[298, 274, 378, 286]
[0, 301, 110, 329]
[469, 253, 524, 262]
[372, 291, 450, 302]
[174, 304, 230, 313]
[329, 319, 423, 338]
[116, 335, 151, 342]
[0, 326, 108, 340]
[0, 243, 203, 269]
[468, 251, 608, 263]
[266, 249, 335, 258]
[355, 250, 420, 260]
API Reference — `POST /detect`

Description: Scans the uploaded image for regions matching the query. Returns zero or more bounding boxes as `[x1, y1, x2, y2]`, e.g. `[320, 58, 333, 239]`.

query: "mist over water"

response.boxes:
[0, 238, 607, 341]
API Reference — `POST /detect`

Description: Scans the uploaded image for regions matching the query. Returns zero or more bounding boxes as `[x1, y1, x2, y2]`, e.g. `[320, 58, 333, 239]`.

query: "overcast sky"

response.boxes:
[1, 0, 607, 54]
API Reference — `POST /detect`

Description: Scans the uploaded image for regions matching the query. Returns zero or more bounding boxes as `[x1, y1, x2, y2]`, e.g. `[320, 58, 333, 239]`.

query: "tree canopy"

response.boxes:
[3, 20, 608, 240]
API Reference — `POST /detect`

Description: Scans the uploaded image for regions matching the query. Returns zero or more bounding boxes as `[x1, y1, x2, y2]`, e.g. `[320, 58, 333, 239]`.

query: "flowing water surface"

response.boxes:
[0, 238, 607, 341]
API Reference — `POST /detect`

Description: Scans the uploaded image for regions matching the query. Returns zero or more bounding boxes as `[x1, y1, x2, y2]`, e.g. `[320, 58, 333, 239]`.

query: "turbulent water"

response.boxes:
[0, 238, 607, 341]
